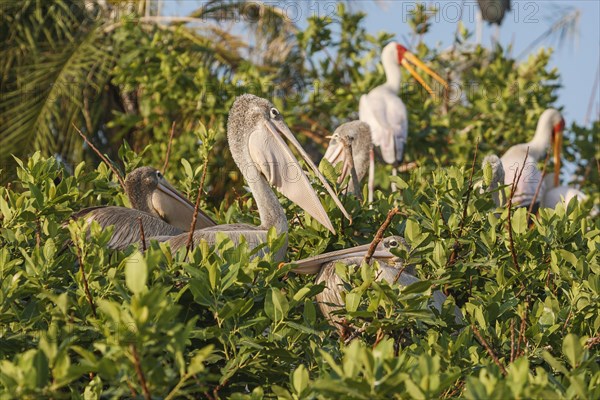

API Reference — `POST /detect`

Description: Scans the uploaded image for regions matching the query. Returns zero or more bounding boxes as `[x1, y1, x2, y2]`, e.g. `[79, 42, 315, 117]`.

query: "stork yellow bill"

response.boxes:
[396, 44, 449, 96]
[552, 117, 564, 187]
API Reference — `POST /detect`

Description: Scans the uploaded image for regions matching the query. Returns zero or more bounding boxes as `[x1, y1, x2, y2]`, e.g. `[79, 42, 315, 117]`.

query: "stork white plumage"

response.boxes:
[540, 173, 588, 209]
[500, 109, 565, 208]
[359, 42, 447, 188]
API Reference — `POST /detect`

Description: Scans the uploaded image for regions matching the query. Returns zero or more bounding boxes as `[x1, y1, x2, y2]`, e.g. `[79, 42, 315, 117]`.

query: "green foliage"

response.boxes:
[1, 1, 599, 398]
[1, 144, 598, 397]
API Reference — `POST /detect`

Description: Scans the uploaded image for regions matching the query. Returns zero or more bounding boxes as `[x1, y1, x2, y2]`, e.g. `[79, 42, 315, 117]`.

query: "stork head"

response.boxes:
[381, 41, 448, 96]
[539, 109, 565, 187]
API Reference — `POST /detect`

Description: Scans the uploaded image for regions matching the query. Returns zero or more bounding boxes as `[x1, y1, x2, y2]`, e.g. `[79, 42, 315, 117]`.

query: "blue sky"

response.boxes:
[163, 1, 599, 127]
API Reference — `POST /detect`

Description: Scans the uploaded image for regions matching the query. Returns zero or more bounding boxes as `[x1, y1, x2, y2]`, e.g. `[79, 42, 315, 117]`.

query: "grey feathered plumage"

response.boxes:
[313, 236, 463, 333]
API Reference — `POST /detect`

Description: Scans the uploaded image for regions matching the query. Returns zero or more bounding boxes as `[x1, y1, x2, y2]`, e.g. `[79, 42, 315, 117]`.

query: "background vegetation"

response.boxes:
[1, 0, 598, 398]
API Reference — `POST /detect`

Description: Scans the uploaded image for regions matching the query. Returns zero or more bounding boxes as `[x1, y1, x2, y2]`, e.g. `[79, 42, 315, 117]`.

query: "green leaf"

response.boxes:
[345, 292, 361, 312]
[405, 219, 421, 243]
[125, 252, 147, 294]
[389, 175, 409, 189]
[292, 364, 309, 394]
[188, 345, 214, 376]
[512, 207, 528, 234]
[265, 288, 289, 322]
[562, 334, 583, 368]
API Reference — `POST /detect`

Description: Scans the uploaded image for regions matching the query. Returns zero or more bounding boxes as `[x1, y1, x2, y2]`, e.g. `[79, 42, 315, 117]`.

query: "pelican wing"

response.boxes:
[77, 206, 182, 250]
[159, 224, 288, 261]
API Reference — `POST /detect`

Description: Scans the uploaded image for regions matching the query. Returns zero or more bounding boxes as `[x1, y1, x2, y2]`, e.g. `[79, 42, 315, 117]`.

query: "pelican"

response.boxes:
[500, 109, 564, 211]
[288, 236, 463, 333]
[359, 42, 447, 187]
[70, 166, 215, 249]
[158, 94, 351, 261]
[481, 154, 507, 207]
[323, 121, 374, 201]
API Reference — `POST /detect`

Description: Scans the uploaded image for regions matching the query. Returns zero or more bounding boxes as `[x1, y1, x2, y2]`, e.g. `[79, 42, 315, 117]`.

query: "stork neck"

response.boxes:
[382, 57, 401, 91]
[528, 116, 554, 160]
[245, 169, 288, 234]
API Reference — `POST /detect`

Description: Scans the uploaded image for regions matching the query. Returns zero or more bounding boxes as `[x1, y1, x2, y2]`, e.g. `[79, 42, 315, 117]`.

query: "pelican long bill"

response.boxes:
[247, 120, 340, 234]
[263, 119, 353, 225]
[152, 178, 215, 231]
[288, 241, 398, 275]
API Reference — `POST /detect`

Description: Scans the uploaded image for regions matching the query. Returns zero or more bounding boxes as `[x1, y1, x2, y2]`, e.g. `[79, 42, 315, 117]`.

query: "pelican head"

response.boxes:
[382, 41, 449, 96]
[288, 234, 409, 275]
[227, 94, 352, 233]
[324, 121, 372, 186]
[124, 166, 215, 231]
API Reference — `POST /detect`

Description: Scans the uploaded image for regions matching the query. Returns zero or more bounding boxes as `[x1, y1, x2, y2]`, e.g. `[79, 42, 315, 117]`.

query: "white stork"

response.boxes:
[359, 42, 447, 187]
[500, 108, 565, 209]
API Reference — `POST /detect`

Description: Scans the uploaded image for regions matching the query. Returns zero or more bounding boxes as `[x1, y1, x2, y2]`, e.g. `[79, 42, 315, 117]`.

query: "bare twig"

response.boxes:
[585, 334, 600, 349]
[72, 123, 127, 191]
[162, 121, 176, 174]
[373, 328, 385, 348]
[363, 207, 401, 264]
[510, 318, 516, 363]
[138, 217, 147, 252]
[506, 148, 529, 272]
[442, 380, 465, 399]
[35, 217, 42, 247]
[472, 325, 507, 375]
[516, 303, 529, 357]
[185, 154, 211, 256]
[528, 150, 550, 215]
[74, 244, 97, 318]
[397, 162, 418, 173]
[344, 323, 368, 345]
[185, 185, 204, 257]
[130, 344, 151, 400]
[448, 139, 479, 266]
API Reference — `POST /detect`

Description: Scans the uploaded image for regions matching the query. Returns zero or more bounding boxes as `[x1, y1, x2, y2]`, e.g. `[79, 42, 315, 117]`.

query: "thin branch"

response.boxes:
[72, 123, 126, 191]
[162, 121, 177, 174]
[130, 344, 151, 400]
[510, 318, 516, 363]
[472, 325, 507, 376]
[585, 334, 600, 349]
[138, 217, 147, 252]
[528, 150, 550, 215]
[344, 323, 368, 345]
[448, 138, 479, 266]
[363, 207, 401, 264]
[185, 185, 204, 257]
[74, 244, 97, 318]
[517, 306, 528, 358]
[397, 162, 418, 173]
[506, 148, 529, 272]
[185, 156, 210, 256]
[35, 217, 42, 247]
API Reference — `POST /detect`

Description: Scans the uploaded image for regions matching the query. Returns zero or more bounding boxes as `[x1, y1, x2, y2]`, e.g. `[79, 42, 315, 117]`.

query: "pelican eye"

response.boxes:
[270, 107, 280, 118]
[156, 171, 163, 179]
